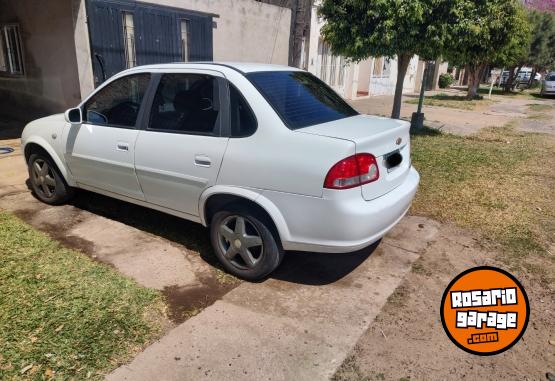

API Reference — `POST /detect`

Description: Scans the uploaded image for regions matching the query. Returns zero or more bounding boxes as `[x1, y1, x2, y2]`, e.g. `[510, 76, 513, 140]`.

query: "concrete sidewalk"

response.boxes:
[107, 217, 439, 381]
[350, 92, 516, 136]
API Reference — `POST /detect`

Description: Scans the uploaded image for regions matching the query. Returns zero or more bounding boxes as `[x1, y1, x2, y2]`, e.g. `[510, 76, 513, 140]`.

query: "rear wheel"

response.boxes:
[28, 153, 74, 205]
[210, 209, 283, 281]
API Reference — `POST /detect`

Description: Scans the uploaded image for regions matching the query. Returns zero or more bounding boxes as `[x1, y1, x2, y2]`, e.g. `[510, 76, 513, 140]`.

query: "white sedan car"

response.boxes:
[21, 62, 419, 280]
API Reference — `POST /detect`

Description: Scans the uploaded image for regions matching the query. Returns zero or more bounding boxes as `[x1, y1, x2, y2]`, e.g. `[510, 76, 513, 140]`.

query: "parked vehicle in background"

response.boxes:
[495, 67, 541, 87]
[541, 72, 555, 96]
[495, 70, 510, 86]
[20, 63, 419, 280]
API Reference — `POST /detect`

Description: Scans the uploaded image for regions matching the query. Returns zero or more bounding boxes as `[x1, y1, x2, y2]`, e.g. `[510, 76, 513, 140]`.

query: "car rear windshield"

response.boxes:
[246, 71, 358, 130]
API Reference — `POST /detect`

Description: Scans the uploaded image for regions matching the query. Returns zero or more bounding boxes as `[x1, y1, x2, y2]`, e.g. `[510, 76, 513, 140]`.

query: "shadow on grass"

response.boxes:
[477, 87, 550, 99]
[65, 189, 373, 285]
[410, 125, 442, 137]
[529, 93, 555, 100]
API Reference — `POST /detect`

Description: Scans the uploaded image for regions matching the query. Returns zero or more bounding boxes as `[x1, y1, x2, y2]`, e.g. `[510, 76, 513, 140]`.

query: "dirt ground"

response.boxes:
[334, 92, 555, 381]
[350, 87, 555, 136]
[333, 223, 554, 381]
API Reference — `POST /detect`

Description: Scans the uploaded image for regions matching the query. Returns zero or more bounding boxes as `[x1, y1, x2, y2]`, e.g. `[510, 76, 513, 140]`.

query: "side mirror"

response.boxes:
[64, 107, 82, 124]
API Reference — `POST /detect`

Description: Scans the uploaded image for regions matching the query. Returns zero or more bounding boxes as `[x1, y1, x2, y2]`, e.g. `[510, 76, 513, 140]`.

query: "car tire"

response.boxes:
[28, 153, 75, 205]
[210, 208, 284, 281]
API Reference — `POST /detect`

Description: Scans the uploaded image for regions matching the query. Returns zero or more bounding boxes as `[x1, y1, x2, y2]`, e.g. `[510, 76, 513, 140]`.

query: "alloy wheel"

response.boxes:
[216, 215, 264, 270]
[31, 158, 56, 198]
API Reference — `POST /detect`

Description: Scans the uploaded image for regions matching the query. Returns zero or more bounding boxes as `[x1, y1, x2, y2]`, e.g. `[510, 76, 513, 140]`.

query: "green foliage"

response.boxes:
[528, 10, 555, 71]
[438, 73, 454, 88]
[444, 0, 531, 68]
[318, 0, 449, 61]
[318, 0, 452, 117]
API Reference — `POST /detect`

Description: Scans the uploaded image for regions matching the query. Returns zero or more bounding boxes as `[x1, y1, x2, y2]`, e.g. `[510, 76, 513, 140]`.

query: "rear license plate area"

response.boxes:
[384, 150, 403, 172]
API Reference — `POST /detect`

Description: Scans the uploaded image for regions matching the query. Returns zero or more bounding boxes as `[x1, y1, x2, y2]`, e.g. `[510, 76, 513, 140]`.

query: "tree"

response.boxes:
[443, 0, 530, 99]
[527, 10, 555, 80]
[318, 0, 449, 119]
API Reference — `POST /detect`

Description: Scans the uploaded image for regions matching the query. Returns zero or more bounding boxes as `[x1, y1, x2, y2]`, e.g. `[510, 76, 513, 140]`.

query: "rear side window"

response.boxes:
[229, 84, 257, 137]
[247, 71, 357, 130]
[83, 73, 150, 128]
[149, 73, 220, 135]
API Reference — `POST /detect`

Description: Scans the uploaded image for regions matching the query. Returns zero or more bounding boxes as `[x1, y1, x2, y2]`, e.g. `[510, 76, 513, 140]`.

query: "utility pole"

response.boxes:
[411, 64, 428, 132]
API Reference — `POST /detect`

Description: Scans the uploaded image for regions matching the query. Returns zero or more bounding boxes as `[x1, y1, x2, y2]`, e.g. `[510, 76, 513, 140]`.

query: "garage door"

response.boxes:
[86, 0, 214, 86]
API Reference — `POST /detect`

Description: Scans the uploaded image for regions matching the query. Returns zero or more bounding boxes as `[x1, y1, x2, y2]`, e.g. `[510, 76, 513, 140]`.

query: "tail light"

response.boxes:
[324, 153, 379, 189]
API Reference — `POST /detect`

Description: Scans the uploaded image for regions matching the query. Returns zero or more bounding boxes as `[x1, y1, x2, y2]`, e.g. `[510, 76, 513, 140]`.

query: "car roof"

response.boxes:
[125, 61, 302, 74]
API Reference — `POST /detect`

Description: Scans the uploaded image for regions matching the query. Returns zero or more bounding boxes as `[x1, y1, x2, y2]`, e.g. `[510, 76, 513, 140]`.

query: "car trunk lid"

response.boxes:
[298, 114, 412, 200]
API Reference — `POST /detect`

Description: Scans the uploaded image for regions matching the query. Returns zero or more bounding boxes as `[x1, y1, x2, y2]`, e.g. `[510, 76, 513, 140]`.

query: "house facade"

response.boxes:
[306, 3, 447, 100]
[0, 0, 302, 120]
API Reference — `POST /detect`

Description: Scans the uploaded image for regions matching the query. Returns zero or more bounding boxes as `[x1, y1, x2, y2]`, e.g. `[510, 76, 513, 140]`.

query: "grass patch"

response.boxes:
[405, 93, 494, 110]
[410, 124, 555, 278]
[0, 211, 165, 380]
[477, 86, 541, 100]
[332, 353, 371, 381]
[527, 113, 551, 120]
[527, 103, 554, 112]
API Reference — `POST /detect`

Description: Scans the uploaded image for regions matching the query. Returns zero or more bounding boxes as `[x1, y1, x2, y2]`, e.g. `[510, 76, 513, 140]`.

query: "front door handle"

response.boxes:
[116, 142, 129, 152]
[194, 155, 212, 167]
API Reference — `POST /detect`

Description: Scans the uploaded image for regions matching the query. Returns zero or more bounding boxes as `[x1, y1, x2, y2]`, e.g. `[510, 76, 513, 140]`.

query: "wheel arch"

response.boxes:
[23, 138, 75, 186]
[199, 186, 291, 244]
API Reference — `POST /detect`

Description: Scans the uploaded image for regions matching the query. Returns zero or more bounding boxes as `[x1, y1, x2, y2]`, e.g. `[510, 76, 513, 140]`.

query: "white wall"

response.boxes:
[76, 0, 292, 98]
[369, 56, 419, 96]
[306, 5, 356, 99]
[136, 0, 291, 65]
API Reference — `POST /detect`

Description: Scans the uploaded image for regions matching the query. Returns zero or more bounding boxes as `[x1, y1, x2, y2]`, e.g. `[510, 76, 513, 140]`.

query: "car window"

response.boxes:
[546, 74, 555, 81]
[149, 73, 220, 135]
[229, 83, 257, 137]
[83, 74, 151, 128]
[247, 71, 358, 130]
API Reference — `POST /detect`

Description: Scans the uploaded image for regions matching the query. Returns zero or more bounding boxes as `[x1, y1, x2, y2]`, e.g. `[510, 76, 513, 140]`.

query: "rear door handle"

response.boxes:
[194, 155, 212, 167]
[116, 142, 129, 151]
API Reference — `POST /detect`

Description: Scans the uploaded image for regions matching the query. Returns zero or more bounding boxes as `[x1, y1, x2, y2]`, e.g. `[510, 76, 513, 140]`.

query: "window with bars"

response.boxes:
[337, 57, 345, 87]
[122, 12, 136, 68]
[0, 24, 24, 75]
[317, 39, 345, 88]
[180, 20, 189, 62]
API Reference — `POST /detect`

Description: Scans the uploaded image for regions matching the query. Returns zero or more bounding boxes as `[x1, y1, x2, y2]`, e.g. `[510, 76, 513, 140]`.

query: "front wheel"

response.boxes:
[210, 209, 283, 281]
[28, 153, 74, 205]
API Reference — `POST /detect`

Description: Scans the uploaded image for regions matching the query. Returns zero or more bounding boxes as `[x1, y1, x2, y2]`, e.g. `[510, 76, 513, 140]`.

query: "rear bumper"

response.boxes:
[266, 166, 420, 253]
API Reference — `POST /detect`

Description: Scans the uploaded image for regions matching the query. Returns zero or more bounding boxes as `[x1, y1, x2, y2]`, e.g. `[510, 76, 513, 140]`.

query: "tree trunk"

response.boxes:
[504, 65, 516, 93]
[529, 67, 537, 88]
[512, 65, 523, 90]
[466, 63, 485, 100]
[391, 53, 411, 119]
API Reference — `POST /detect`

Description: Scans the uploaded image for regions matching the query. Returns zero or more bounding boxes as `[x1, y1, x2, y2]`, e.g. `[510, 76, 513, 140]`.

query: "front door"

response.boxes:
[64, 73, 151, 200]
[134, 71, 228, 217]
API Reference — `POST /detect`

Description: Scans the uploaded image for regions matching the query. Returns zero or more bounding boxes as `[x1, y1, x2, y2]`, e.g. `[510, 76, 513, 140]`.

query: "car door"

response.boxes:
[134, 71, 229, 217]
[64, 73, 151, 200]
